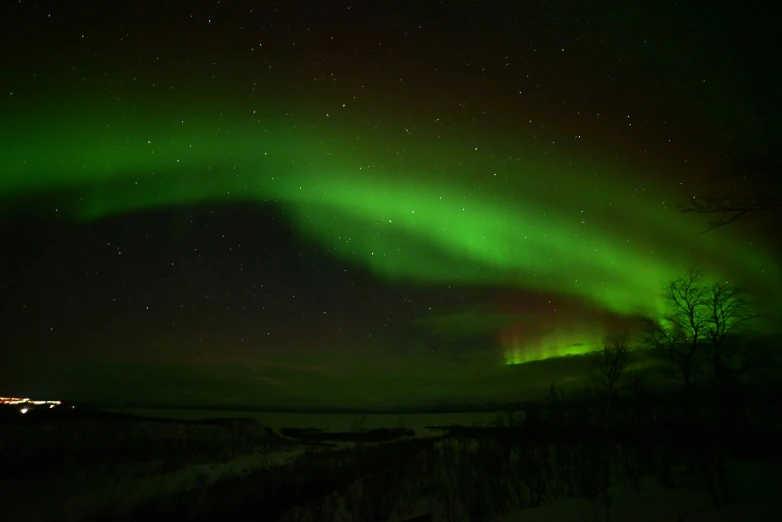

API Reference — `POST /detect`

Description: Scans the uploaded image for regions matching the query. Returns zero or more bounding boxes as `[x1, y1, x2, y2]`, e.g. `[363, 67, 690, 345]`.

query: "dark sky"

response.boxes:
[1, 0, 780, 409]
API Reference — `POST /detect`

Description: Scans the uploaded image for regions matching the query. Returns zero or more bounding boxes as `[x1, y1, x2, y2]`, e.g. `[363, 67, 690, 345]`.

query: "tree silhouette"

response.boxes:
[678, 151, 782, 231]
[643, 269, 708, 388]
[591, 331, 633, 430]
[642, 268, 758, 387]
[703, 281, 759, 383]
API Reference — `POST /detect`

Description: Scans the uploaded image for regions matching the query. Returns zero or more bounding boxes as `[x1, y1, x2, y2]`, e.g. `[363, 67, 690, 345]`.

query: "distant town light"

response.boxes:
[1, 396, 62, 406]
[20, 408, 28, 414]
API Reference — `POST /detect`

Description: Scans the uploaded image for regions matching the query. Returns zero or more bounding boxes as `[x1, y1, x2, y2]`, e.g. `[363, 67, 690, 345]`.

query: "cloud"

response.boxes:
[256, 359, 331, 373]
[254, 375, 284, 386]
[0, 345, 646, 410]
[411, 303, 519, 337]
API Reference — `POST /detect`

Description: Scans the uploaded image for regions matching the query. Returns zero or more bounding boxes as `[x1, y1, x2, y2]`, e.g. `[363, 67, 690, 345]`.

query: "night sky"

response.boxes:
[1, 0, 780, 409]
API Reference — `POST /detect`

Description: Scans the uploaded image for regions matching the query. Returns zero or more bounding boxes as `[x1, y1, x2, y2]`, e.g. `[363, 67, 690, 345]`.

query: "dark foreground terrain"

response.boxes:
[2, 384, 782, 522]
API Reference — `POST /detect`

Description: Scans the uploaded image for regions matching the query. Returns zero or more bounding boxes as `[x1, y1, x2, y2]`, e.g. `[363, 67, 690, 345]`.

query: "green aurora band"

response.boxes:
[503, 330, 599, 366]
[3, 99, 780, 364]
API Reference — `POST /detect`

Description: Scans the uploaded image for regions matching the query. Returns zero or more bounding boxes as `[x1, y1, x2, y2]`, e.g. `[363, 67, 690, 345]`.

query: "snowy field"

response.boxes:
[274, 439, 782, 522]
[111, 408, 505, 434]
[494, 465, 782, 522]
[7, 409, 782, 522]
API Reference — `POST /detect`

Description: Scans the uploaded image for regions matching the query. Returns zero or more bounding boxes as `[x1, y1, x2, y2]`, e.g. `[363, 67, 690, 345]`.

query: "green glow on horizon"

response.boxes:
[503, 345, 597, 365]
[2, 99, 780, 364]
[503, 331, 602, 365]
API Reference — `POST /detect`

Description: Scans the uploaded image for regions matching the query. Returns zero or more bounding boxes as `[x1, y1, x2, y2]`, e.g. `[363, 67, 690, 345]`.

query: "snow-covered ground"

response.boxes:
[73, 446, 306, 517]
[276, 439, 782, 522]
[111, 408, 505, 435]
[10, 410, 782, 522]
[496, 466, 781, 522]
[8, 444, 307, 522]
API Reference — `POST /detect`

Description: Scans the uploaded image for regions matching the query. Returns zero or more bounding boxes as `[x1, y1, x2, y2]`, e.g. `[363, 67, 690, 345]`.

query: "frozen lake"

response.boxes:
[110, 409, 517, 434]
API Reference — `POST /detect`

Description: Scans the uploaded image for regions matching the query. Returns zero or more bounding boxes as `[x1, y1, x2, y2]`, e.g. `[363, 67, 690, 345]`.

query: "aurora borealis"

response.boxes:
[1, 0, 780, 409]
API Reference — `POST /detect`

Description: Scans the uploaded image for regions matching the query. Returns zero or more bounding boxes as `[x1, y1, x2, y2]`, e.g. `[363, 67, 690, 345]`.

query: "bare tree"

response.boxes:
[593, 332, 633, 396]
[547, 378, 565, 403]
[592, 331, 633, 430]
[643, 268, 758, 387]
[703, 281, 758, 383]
[678, 152, 782, 231]
[643, 268, 709, 388]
